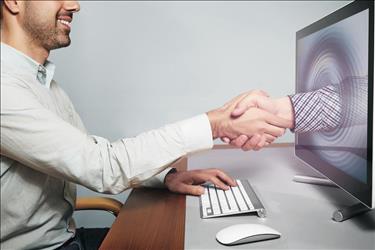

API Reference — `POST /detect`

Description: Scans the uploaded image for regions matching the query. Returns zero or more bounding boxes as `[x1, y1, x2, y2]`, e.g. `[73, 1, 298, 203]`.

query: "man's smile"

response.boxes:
[57, 16, 72, 29]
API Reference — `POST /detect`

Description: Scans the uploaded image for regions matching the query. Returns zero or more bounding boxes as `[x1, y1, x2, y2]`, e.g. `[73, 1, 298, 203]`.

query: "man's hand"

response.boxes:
[164, 168, 237, 196]
[232, 95, 294, 124]
[228, 95, 295, 150]
[207, 90, 290, 143]
[229, 95, 294, 151]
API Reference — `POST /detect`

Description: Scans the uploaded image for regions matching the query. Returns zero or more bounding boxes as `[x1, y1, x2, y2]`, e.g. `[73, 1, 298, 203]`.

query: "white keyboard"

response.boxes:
[199, 179, 266, 218]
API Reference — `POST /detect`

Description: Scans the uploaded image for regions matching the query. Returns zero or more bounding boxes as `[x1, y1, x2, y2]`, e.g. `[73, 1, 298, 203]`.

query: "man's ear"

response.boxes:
[3, 0, 22, 15]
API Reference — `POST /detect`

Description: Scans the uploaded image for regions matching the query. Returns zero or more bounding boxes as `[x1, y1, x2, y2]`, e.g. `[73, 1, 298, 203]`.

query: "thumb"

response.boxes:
[178, 183, 205, 196]
[231, 97, 258, 117]
[251, 89, 270, 97]
[231, 105, 250, 117]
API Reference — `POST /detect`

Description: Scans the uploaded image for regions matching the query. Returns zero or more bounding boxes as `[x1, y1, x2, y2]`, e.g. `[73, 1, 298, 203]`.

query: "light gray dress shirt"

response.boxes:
[0, 43, 213, 250]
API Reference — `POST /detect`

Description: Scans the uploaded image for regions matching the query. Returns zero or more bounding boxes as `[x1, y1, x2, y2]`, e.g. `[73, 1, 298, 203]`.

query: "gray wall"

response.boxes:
[50, 1, 350, 228]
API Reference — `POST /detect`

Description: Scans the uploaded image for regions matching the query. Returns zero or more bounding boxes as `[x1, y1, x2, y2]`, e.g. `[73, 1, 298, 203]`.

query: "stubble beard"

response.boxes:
[23, 11, 71, 51]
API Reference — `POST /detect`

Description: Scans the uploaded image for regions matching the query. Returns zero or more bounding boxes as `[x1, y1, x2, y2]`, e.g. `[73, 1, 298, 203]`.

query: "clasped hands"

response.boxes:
[207, 90, 294, 151]
[164, 90, 294, 196]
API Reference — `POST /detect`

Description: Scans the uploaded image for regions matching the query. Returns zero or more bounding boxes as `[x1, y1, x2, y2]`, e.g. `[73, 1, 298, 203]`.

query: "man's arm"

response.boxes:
[1, 79, 213, 194]
[289, 84, 342, 133]
[1, 79, 287, 194]
[228, 76, 368, 150]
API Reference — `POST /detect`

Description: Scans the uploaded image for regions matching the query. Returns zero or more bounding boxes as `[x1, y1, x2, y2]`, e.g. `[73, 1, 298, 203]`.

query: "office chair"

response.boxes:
[75, 197, 123, 216]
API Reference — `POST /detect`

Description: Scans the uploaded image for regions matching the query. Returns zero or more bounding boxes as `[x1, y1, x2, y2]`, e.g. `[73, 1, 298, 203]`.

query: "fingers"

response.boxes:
[241, 134, 262, 151]
[229, 134, 249, 148]
[198, 169, 236, 189]
[213, 169, 237, 187]
[254, 135, 267, 151]
[264, 133, 276, 143]
[166, 169, 237, 196]
[175, 183, 205, 196]
[221, 137, 231, 143]
[241, 133, 274, 151]
[208, 175, 231, 190]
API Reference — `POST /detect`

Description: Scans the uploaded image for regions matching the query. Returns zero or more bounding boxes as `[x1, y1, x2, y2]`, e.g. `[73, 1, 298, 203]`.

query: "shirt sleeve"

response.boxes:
[289, 84, 342, 133]
[0, 79, 213, 194]
[289, 76, 368, 133]
[140, 167, 174, 188]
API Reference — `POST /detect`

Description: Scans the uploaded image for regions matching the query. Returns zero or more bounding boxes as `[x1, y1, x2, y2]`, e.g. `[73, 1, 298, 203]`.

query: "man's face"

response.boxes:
[21, 1, 80, 51]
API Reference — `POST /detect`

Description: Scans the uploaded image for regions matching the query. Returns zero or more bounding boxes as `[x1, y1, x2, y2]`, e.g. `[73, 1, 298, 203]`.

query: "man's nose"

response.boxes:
[64, 0, 80, 13]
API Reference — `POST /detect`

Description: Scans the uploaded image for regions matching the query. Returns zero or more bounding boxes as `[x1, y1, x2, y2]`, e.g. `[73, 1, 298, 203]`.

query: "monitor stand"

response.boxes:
[293, 175, 338, 187]
[293, 175, 370, 222]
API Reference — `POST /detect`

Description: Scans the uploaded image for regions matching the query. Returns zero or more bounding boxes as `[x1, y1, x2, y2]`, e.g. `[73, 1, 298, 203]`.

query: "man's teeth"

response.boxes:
[58, 20, 71, 27]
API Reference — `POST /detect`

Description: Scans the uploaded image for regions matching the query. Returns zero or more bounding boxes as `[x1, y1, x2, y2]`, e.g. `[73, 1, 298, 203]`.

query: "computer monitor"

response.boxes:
[295, 1, 374, 208]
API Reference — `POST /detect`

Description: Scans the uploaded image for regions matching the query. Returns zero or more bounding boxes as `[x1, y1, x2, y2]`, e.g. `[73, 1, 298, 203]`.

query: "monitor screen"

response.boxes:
[295, 1, 374, 208]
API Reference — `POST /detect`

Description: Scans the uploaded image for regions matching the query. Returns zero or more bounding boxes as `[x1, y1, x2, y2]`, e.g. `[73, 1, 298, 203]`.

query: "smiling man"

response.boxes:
[0, 1, 290, 249]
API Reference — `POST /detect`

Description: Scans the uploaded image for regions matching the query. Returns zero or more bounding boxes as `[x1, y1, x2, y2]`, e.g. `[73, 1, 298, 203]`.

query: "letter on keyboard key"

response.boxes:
[208, 186, 221, 215]
[216, 189, 230, 213]
[232, 186, 248, 211]
[224, 188, 239, 212]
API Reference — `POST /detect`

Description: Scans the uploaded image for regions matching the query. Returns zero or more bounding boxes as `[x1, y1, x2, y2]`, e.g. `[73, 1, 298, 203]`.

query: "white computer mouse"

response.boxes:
[216, 224, 281, 245]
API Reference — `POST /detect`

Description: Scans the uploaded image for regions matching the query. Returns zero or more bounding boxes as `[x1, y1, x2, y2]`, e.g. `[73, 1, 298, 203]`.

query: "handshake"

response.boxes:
[207, 90, 294, 151]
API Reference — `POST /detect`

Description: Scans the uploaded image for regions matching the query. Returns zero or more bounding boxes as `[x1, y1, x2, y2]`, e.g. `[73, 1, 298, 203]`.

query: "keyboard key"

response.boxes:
[216, 189, 230, 213]
[208, 186, 221, 215]
[231, 186, 248, 211]
[206, 207, 213, 216]
[224, 188, 239, 212]
[237, 180, 254, 209]
[201, 187, 211, 217]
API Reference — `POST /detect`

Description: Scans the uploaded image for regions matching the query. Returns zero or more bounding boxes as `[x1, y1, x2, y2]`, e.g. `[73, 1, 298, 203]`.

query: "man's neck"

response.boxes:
[1, 28, 49, 65]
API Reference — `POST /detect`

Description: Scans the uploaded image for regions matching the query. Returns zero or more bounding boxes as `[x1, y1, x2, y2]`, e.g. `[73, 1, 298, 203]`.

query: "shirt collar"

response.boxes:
[1, 42, 55, 88]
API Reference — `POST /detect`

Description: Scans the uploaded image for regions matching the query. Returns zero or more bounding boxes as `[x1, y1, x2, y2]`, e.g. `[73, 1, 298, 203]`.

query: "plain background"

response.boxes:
[50, 1, 350, 228]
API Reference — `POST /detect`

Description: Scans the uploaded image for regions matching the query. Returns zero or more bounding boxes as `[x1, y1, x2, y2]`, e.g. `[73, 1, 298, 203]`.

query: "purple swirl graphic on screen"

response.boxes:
[296, 10, 368, 183]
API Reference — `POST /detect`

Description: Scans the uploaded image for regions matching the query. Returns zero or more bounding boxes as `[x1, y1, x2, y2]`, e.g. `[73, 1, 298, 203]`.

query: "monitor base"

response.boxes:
[332, 203, 370, 222]
[293, 175, 338, 187]
[293, 175, 371, 222]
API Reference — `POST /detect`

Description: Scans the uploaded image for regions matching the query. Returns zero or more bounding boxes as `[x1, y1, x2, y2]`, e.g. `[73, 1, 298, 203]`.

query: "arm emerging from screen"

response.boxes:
[227, 76, 368, 151]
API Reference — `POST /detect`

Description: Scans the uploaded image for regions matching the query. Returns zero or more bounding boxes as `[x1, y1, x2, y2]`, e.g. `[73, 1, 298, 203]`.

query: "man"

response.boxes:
[0, 1, 291, 249]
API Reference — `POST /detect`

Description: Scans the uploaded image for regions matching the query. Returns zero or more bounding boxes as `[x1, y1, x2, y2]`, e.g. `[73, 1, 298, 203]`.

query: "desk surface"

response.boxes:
[99, 157, 187, 250]
[186, 146, 375, 249]
[101, 145, 375, 249]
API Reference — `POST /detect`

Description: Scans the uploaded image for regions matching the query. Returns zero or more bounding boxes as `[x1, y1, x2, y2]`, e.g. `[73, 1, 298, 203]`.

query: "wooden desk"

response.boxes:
[99, 157, 187, 250]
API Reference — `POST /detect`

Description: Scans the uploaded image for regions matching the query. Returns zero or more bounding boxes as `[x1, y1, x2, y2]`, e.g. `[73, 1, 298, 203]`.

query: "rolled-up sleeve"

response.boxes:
[1, 79, 213, 194]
